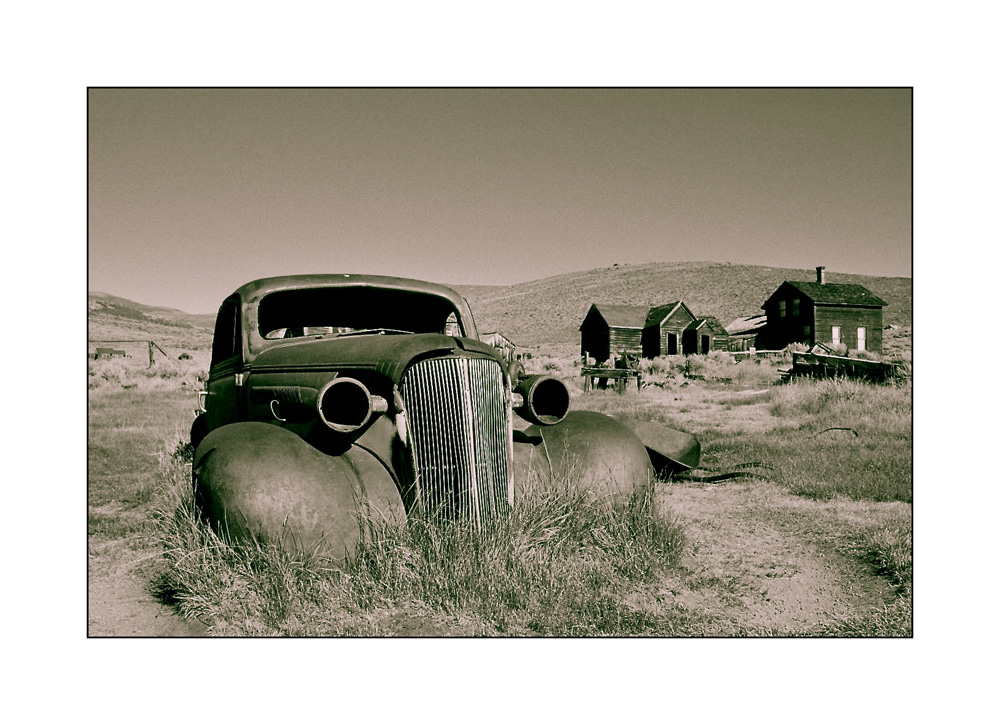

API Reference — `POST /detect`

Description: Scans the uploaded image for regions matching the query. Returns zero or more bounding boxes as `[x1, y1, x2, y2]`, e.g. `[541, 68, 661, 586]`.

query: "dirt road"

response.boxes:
[655, 481, 898, 634]
[88, 536, 207, 637]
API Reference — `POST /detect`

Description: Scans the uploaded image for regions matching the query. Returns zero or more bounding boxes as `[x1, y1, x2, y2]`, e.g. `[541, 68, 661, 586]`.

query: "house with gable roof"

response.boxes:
[579, 303, 648, 363]
[580, 301, 731, 362]
[686, 316, 731, 354]
[642, 301, 697, 356]
[759, 266, 888, 353]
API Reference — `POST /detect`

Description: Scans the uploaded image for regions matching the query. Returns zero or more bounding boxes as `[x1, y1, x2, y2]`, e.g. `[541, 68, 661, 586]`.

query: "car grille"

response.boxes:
[399, 356, 512, 524]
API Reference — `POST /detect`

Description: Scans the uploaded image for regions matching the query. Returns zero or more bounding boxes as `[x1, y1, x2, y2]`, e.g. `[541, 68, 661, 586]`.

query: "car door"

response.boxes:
[206, 295, 245, 430]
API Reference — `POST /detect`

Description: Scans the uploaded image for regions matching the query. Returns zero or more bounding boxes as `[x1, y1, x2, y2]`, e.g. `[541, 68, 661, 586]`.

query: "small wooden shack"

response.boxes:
[760, 267, 887, 353]
[480, 331, 517, 363]
[725, 314, 767, 352]
[684, 317, 730, 354]
[579, 304, 648, 363]
[642, 301, 697, 356]
[93, 347, 127, 360]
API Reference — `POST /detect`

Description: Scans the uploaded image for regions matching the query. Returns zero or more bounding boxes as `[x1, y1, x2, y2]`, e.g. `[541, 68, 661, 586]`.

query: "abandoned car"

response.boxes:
[192, 274, 699, 560]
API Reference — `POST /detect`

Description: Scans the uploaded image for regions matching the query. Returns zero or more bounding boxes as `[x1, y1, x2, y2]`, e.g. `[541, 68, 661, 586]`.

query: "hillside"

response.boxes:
[457, 262, 911, 348]
[88, 292, 215, 352]
[89, 262, 911, 354]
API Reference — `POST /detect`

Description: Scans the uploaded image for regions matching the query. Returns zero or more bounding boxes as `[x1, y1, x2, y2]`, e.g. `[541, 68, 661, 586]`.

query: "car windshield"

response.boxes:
[257, 286, 464, 341]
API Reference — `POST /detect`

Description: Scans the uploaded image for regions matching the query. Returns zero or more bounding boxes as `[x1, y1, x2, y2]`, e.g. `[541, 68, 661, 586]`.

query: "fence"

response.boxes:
[88, 340, 172, 367]
[731, 349, 785, 361]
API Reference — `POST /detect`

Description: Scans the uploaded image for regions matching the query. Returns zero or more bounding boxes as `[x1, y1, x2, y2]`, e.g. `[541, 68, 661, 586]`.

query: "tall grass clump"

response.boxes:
[855, 525, 912, 596]
[347, 481, 688, 635]
[153, 467, 690, 636]
[802, 597, 912, 637]
[151, 457, 346, 635]
[770, 378, 912, 437]
[701, 376, 911, 503]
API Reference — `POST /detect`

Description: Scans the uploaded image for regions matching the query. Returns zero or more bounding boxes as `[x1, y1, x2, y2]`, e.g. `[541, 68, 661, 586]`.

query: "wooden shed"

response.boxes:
[725, 314, 767, 352]
[93, 347, 127, 359]
[642, 301, 697, 356]
[579, 304, 648, 363]
[684, 317, 730, 354]
[480, 331, 517, 363]
[759, 267, 887, 353]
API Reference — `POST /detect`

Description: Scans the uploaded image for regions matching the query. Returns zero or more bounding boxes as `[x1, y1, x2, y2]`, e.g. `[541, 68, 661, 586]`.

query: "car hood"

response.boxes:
[249, 333, 502, 383]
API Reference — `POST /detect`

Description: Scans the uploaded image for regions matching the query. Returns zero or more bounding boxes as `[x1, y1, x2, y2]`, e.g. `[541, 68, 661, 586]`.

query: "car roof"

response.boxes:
[234, 274, 469, 307]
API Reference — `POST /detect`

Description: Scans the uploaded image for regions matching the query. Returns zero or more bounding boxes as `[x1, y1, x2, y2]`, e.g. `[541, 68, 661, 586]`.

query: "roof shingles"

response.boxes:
[782, 281, 887, 307]
[591, 304, 650, 329]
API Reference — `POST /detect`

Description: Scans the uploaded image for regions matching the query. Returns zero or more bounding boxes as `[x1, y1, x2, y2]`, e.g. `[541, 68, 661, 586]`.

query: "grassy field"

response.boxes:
[88, 327, 912, 636]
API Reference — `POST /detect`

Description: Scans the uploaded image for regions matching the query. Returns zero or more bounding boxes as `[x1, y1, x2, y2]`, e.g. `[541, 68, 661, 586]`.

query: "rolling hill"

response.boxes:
[457, 261, 911, 348]
[88, 292, 216, 352]
[89, 262, 911, 353]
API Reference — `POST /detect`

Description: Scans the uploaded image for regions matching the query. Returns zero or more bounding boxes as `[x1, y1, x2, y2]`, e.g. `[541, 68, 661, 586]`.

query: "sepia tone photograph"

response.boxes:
[87, 87, 912, 638]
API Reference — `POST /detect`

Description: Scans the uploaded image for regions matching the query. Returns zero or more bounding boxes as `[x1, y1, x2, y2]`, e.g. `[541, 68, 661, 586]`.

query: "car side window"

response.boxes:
[211, 296, 242, 367]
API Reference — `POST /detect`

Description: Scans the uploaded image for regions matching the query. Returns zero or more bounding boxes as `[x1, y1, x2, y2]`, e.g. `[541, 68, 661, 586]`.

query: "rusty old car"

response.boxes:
[192, 274, 699, 561]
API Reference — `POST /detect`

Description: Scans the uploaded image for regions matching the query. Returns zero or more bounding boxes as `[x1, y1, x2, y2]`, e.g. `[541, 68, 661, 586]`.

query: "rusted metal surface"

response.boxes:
[614, 417, 700, 472]
[513, 374, 570, 425]
[399, 356, 510, 523]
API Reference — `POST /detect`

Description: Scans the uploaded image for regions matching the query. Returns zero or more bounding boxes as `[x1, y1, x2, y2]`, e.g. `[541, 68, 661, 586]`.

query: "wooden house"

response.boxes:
[725, 314, 767, 352]
[93, 347, 127, 359]
[685, 317, 730, 354]
[480, 331, 517, 363]
[642, 301, 697, 356]
[579, 304, 648, 363]
[759, 267, 888, 353]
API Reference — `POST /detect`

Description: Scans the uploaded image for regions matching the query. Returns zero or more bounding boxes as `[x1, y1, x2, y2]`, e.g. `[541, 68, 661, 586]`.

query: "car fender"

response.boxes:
[512, 410, 654, 504]
[193, 421, 404, 563]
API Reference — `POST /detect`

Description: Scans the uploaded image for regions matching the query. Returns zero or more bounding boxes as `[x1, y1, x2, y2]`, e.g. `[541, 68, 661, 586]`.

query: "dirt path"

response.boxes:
[88, 525, 208, 637]
[655, 480, 897, 635]
[88, 571, 208, 637]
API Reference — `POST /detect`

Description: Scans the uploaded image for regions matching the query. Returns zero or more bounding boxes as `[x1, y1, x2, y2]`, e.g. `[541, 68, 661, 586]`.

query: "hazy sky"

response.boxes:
[88, 88, 911, 313]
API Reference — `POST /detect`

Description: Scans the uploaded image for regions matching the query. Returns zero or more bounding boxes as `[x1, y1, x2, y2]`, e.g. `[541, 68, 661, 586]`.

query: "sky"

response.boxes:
[88, 88, 911, 314]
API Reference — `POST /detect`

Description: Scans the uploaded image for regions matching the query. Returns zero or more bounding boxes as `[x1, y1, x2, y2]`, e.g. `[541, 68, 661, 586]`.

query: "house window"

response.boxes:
[857, 327, 866, 352]
[831, 326, 841, 345]
[778, 300, 786, 318]
[792, 298, 800, 316]
[803, 325, 811, 338]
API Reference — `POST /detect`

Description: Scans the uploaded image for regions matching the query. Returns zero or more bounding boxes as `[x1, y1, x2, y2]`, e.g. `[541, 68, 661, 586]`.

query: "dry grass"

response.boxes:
[153, 461, 693, 636]
[88, 353, 209, 393]
[89, 325, 911, 636]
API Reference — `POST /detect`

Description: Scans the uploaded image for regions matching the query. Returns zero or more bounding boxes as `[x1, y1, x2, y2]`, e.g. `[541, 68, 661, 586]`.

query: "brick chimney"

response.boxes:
[816, 266, 826, 284]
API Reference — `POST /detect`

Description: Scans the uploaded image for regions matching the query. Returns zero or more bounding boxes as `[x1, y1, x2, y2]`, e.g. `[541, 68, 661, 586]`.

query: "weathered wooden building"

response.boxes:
[684, 317, 730, 354]
[643, 301, 697, 356]
[759, 267, 887, 353]
[579, 304, 648, 363]
[480, 331, 517, 363]
[725, 314, 767, 351]
[92, 347, 127, 360]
